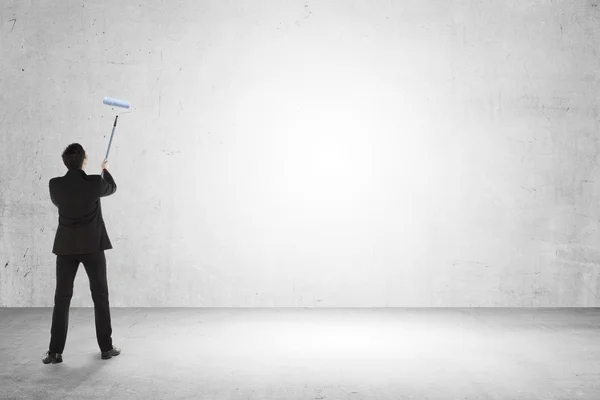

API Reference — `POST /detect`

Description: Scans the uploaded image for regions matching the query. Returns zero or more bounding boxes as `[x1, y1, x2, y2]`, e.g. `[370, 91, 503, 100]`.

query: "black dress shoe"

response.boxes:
[101, 346, 121, 359]
[42, 351, 63, 364]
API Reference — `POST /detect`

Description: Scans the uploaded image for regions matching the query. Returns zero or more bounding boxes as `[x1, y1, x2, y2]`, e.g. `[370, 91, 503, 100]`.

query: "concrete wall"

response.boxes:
[1, 0, 599, 307]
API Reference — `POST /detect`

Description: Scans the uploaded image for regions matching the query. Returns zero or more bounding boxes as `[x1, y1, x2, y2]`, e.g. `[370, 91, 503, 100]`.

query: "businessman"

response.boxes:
[43, 143, 121, 364]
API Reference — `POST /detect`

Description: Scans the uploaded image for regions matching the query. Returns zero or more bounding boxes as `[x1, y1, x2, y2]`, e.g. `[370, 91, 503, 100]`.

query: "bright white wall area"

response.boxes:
[1, 0, 599, 306]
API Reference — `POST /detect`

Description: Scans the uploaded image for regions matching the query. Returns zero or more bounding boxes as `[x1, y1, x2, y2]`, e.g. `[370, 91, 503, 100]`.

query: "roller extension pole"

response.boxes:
[101, 116, 118, 179]
[101, 96, 131, 177]
[105, 115, 118, 161]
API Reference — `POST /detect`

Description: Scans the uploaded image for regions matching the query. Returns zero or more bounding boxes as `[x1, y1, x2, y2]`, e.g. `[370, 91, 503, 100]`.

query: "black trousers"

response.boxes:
[49, 250, 113, 353]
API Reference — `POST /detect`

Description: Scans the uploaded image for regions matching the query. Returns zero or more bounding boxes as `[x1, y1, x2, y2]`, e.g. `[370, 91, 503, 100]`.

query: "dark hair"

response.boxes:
[62, 143, 86, 170]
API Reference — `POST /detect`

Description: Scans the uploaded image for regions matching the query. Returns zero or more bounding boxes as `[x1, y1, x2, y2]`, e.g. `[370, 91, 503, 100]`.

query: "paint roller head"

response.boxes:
[103, 97, 131, 109]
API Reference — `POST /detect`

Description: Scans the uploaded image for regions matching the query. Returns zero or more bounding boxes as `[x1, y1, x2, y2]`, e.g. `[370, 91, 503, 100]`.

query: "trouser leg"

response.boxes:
[82, 250, 113, 352]
[49, 255, 80, 354]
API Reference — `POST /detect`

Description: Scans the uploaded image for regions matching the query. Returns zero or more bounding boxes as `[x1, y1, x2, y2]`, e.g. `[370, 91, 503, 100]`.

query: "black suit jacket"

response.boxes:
[49, 169, 117, 255]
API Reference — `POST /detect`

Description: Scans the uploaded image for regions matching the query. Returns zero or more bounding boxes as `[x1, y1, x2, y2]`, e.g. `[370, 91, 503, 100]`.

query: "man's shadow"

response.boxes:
[38, 352, 114, 398]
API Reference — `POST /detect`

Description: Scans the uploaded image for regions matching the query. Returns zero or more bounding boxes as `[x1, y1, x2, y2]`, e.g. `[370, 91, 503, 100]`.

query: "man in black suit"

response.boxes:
[43, 143, 121, 364]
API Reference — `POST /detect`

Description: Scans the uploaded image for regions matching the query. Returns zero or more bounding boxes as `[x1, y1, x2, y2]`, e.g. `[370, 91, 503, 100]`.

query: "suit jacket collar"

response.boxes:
[65, 169, 87, 176]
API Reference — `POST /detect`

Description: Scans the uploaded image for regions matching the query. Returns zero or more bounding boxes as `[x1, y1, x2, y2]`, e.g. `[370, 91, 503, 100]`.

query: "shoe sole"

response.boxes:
[101, 352, 120, 360]
[43, 358, 62, 364]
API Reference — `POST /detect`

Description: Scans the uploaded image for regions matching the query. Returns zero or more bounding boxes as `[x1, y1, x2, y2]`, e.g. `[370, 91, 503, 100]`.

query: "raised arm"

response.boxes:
[99, 168, 117, 198]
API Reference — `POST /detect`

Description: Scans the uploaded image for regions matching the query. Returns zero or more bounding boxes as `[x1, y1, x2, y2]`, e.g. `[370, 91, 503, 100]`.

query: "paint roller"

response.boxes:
[102, 97, 131, 177]
[103, 97, 130, 109]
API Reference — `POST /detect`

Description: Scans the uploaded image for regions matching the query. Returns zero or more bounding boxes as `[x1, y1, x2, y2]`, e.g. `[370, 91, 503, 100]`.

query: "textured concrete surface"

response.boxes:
[1, 308, 600, 399]
[1, 0, 600, 307]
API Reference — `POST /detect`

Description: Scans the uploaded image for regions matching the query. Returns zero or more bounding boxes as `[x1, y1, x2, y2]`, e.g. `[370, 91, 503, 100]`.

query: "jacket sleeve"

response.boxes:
[49, 180, 58, 207]
[99, 169, 117, 198]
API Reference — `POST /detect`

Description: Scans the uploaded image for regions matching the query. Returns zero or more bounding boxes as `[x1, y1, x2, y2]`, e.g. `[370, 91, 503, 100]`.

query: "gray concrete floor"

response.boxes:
[1, 308, 599, 399]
